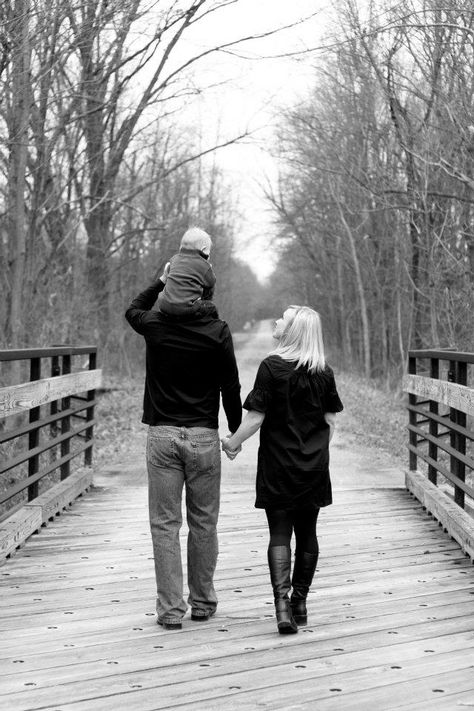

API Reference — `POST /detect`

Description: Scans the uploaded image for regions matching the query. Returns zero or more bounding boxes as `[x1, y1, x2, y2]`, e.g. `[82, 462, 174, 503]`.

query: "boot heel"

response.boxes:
[293, 614, 307, 625]
[276, 600, 298, 634]
[291, 599, 307, 626]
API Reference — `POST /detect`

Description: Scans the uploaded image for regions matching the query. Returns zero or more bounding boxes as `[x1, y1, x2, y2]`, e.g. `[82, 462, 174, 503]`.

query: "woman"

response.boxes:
[222, 306, 343, 635]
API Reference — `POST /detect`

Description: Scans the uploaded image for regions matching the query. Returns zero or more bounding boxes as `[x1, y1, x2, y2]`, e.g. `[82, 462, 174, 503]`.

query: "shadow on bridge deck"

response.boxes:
[1, 324, 474, 710]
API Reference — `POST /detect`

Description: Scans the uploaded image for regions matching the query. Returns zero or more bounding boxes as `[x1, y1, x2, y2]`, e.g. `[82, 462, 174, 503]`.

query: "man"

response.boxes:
[125, 258, 242, 630]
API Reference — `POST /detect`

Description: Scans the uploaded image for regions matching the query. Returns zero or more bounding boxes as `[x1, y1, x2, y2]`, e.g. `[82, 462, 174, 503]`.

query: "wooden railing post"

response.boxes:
[428, 358, 439, 485]
[0, 346, 101, 512]
[85, 350, 96, 466]
[28, 357, 41, 501]
[60, 354, 71, 480]
[408, 354, 417, 471]
[404, 348, 473, 518]
[49, 355, 61, 471]
[449, 361, 467, 509]
[50, 355, 60, 440]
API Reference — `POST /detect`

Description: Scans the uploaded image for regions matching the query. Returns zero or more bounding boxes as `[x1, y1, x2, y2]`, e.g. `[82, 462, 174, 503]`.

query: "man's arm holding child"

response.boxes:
[125, 265, 169, 334]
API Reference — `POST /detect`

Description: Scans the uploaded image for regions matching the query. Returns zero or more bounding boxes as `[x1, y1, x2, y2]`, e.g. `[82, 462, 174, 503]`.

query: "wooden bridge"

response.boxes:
[1, 326, 473, 710]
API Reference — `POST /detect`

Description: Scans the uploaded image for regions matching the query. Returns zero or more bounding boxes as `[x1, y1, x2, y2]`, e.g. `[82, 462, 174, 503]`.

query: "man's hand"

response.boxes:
[221, 436, 241, 461]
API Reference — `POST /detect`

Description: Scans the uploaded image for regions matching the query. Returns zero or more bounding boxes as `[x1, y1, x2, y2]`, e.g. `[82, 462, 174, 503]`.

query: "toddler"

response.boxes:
[158, 227, 217, 317]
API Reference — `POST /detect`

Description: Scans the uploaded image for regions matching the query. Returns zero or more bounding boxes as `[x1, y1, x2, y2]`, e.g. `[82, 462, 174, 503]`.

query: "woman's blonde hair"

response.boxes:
[271, 305, 326, 373]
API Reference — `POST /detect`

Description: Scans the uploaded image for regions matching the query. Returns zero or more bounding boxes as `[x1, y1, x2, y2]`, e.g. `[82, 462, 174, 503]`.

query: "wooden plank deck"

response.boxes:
[1, 325, 474, 710]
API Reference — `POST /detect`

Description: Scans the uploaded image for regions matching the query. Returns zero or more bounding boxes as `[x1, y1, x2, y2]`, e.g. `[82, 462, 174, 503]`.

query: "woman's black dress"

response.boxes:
[243, 355, 343, 511]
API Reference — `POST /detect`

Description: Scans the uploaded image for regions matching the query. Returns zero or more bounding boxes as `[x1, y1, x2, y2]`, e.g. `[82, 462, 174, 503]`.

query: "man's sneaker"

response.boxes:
[157, 618, 182, 630]
[191, 609, 216, 621]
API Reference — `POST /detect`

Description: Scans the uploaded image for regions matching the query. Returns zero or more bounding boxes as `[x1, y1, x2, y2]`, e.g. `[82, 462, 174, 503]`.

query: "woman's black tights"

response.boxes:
[265, 508, 320, 555]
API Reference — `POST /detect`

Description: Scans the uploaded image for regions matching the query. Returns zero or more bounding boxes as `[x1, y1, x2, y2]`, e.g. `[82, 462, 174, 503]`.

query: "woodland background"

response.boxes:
[1, 0, 473, 382]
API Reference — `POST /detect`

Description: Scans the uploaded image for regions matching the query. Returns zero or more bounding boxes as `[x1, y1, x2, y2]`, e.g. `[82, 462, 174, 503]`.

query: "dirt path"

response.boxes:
[220, 320, 405, 496]
[96, 320, 405, 492]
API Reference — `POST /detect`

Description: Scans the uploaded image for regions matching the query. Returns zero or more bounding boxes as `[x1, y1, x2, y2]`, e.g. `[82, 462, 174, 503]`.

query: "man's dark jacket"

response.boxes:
[125, 279, 242, 433]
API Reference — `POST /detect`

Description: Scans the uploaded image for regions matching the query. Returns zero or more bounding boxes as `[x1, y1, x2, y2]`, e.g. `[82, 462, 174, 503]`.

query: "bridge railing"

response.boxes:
[0, 346, 102, 558]
[404, 349, 474, 510]
[403, 349, 474, 558]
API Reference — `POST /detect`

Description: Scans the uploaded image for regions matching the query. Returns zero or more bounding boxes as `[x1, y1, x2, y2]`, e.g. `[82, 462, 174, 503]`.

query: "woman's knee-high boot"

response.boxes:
[290, 551, 318, 625]
[267, 545, 298, 634]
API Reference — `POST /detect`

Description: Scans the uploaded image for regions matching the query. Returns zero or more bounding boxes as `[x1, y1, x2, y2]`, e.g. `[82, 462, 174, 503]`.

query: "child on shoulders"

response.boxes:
[158, 227, 217, 318]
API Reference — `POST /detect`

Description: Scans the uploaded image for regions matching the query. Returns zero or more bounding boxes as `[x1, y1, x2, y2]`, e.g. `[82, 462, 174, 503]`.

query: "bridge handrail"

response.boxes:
[403, 348, 474, 512]
[0, 346, 98, 361]
[0, 346, 101, 513]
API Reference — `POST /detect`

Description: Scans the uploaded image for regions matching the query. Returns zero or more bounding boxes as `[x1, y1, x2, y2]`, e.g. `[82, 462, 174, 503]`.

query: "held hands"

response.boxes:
[221, 436, 241, 461]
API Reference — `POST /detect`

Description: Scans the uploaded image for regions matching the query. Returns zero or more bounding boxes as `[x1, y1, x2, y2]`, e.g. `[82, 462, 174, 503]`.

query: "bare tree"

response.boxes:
[4, 0, 31, 347]
[267, 0, 474, 379]
[0, 0, 306, 354]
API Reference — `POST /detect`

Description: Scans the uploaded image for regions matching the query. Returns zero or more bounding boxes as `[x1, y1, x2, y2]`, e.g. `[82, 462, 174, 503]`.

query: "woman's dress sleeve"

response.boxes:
[323, 368, 344, 413]
[243, 359, 273, 413]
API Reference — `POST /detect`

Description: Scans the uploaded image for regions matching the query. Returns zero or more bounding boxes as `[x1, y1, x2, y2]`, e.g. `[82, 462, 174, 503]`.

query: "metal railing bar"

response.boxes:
[0, 347, 97, 362]
[415, 417, 430, 425]
[0, 441, 93, 505]
[434, 431, 455, 439]
[408, 350, 474, 364]
[408, 424, 474, 471]
[408, 444, 474, 499]
[0, 400, 98, 445]
[0, 419, 96, 475]
[407, 404, 474, 441]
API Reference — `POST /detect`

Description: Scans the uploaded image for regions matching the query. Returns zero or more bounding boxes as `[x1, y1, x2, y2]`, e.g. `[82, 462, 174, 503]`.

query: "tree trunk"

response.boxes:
[404, 147, 424, 349]
[335, 231, 349, 364]
[336, 204, 371, 378]
[6, 0, 30, 347]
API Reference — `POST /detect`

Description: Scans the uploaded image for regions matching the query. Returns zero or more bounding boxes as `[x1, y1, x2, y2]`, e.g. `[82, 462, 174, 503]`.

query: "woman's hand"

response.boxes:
[221, 410, 265, 461]
[221, 436, 241, 460]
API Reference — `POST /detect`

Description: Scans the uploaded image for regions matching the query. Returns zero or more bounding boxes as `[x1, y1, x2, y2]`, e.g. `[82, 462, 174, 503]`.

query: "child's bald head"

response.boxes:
[180, 227, 212, 255]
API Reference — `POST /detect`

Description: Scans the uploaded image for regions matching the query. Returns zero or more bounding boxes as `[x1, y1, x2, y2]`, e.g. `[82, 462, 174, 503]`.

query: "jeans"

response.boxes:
[146, 425, 221, 624]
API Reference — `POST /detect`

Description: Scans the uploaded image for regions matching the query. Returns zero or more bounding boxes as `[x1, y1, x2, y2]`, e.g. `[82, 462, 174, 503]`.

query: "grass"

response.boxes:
[335, 369, 407, 468]
[93, 377, 145, 468]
